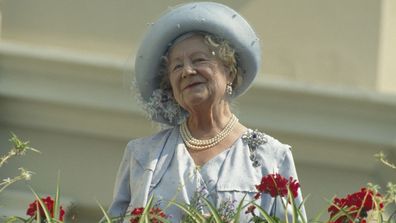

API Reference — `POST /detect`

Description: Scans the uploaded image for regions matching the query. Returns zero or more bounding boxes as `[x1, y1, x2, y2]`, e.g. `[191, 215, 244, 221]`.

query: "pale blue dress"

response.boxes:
[107, 127, 306, 222]
[150, 140, 233, 221]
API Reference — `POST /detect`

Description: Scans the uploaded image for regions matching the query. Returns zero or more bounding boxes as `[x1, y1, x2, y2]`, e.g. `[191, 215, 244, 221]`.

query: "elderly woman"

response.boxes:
[108, 2, 306, 222]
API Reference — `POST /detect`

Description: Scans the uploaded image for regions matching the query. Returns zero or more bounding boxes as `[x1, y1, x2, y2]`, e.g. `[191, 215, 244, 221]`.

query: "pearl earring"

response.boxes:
[226, 83, 233, 95]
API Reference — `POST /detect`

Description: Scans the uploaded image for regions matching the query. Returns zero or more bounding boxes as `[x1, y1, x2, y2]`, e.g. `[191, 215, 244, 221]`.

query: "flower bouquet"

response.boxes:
[2, 134, 396, 223]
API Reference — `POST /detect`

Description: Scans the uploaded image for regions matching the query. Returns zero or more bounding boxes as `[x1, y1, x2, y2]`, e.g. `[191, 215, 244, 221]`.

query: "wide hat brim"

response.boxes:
[135, 2, 261, 124]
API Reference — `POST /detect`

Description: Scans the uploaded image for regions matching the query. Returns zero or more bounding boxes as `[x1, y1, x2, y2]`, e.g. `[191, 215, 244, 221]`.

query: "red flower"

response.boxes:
[26, 196, 65, 221]
[130, 206, 168, 223]
[254, 173, 300, 200]
[131, 207, 144, 216]
[328, 188, 384, 223]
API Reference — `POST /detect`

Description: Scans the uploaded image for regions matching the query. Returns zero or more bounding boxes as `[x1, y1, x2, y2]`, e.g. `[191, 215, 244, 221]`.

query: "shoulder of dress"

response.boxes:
[124, 127, 177, 169]
[241, 129, 292, 167]
[125, 127, 176, 152]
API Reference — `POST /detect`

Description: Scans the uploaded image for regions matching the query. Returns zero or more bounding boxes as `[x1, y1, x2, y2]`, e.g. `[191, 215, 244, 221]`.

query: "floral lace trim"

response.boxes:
[132, 77, 187, 126]
[144, 89, 186, 125]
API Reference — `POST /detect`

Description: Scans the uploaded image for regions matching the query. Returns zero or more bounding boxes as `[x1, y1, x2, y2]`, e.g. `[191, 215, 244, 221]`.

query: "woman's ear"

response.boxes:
[227, 70, 236, 84]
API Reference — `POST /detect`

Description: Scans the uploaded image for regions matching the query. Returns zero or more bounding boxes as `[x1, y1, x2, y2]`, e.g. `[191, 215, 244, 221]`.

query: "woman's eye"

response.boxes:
[172, 64, 182, 71]
[193, 58, 206, 63]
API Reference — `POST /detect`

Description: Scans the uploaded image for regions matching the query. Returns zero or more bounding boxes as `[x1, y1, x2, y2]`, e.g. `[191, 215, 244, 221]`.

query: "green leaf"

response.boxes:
[233, 194, 247, 223]
[200, 197, 222, 223]
[36, 201, 41, 223]
[54, 171, 61, 221]
[386, 210, 396, 222]
[310, 199, 327, 223]
[287, 187, 298, 223]
[168, 200, 206, 222]
[4, 216, 28, 223]
[297, 194, 309, 211]
[285, 186, 307, 223]
[251, 202, 277, 223]
[325, 198, 356, 223]
[96, 199, 114, 223]
[29, 186, 52, 222]
[139, 195, 154, 223]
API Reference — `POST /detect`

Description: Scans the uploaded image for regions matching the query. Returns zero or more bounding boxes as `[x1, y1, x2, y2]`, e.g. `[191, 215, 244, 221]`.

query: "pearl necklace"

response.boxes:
[180, 114, 238, 151]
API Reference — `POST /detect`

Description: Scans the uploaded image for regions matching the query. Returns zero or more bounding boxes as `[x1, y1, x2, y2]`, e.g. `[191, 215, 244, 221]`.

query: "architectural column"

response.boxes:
[377, 0, 396, 93]
[0, 10, 2, 38]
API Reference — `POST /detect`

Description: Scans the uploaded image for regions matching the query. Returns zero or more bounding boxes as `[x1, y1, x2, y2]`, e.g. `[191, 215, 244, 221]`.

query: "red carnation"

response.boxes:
[131, 207, 144, 216]
[130, 206, 168, 223]
[254, 173, 300, 200]
[26, 196, 65, 221]
[328, 188, 383, 223]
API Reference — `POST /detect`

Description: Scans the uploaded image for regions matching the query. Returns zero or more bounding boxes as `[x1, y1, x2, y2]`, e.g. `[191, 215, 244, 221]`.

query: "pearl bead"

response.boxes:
[179, 114, 238, 151]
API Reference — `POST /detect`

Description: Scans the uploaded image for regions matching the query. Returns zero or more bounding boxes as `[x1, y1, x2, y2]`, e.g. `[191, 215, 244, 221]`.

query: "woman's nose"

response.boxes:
[181, 62, 196, 78]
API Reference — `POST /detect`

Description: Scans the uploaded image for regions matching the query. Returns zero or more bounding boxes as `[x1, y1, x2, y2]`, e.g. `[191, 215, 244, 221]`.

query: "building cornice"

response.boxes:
[1, 41, 395, 171]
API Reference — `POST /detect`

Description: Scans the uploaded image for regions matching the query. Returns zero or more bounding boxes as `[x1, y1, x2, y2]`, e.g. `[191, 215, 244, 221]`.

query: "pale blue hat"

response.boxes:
[135, 2, 261, 125]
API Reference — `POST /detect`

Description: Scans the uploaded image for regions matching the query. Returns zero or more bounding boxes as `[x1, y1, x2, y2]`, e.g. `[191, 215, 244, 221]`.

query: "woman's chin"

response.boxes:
[182, 88, 207, 99]
[182, 94, 211, 108]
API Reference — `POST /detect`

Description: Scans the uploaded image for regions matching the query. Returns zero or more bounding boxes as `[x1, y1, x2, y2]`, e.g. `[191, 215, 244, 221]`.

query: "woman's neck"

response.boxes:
[186, 101, 233, 139]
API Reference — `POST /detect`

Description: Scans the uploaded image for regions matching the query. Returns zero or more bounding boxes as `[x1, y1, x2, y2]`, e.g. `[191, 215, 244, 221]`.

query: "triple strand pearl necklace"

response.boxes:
[180, 114, 238, 151]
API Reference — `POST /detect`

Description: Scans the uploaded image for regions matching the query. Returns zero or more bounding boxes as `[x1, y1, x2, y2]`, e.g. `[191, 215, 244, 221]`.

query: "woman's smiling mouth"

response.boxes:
[183, 82, 204, 90]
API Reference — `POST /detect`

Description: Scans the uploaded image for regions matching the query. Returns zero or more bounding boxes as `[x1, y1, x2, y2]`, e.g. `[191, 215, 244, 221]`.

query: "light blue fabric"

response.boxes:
[148, 139, 231, 221]
[108, 127, 307, 222]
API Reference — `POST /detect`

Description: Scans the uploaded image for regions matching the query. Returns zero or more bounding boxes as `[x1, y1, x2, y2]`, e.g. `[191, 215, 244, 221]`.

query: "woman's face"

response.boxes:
[167, 35, 231, 110]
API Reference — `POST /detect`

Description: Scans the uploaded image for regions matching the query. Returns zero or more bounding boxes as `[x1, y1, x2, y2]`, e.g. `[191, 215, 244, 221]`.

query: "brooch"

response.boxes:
[242, 129, 268, 167]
